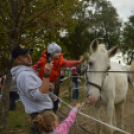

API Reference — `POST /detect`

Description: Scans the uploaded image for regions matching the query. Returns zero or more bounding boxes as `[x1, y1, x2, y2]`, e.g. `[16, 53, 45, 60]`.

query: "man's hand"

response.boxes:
[49, 83, 55, 90]
[44, 62, 53, 75]
[40, 62, 53, 94]
[78, 55, 84, 64]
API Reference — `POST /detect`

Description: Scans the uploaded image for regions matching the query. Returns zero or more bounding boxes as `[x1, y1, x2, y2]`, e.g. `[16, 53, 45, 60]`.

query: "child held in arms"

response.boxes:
[33, 43, 83, 111]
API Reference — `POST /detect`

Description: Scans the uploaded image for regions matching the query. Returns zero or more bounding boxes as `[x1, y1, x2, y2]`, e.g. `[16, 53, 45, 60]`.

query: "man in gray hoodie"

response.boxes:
[11, 45, 54, 134]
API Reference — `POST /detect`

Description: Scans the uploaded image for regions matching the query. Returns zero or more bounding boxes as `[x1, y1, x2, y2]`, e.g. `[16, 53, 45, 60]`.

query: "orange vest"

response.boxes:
[39, 50, 63, 82]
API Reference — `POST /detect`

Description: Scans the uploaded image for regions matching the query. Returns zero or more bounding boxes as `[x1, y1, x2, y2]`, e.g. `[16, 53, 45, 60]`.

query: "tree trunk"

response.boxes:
[0, 68, 12, 128]
[0, 0, 18, 128]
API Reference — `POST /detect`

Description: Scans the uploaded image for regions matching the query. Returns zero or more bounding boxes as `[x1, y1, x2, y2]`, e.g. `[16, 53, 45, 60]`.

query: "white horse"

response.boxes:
[83, 39, 128, 134]
[120, 63, 134, 101]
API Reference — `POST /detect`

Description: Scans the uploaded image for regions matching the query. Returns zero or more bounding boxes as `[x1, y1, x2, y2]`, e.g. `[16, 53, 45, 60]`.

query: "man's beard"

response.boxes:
[20, 60, 32, 67]
[25, 63, 32, 66]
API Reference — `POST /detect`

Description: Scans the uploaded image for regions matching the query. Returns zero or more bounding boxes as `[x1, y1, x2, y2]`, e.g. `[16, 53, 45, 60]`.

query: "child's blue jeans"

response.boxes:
[72, 82, 80, 99]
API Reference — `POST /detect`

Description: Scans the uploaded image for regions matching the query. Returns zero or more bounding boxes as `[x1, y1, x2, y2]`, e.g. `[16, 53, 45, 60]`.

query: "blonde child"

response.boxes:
[33, 103, 81, 134]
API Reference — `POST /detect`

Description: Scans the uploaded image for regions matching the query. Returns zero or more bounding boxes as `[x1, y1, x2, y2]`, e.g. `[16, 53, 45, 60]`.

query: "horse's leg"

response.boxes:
[113, 104, 118, 127]
[113, 105, 117, 127]
[90, 105, 101, 134]
[105, 100, 114, 134]
[113, 110, 116, 127]
[113, 103, 120, 133]
[130, 80, 134, 101]
[119, 97, 126, 130]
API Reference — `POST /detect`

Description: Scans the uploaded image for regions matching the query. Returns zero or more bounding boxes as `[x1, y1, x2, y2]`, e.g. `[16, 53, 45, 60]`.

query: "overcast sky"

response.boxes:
[109, 0, 134, 22]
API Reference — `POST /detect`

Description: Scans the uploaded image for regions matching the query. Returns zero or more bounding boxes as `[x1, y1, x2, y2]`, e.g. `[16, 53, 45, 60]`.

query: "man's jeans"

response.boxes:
[9, 91, 18, 110]
[30, 113, 42, 134]
[72, 82, 80, 99]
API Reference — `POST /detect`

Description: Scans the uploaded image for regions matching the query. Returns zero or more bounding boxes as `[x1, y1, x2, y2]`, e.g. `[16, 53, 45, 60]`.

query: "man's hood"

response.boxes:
[11, 65, 33, 81]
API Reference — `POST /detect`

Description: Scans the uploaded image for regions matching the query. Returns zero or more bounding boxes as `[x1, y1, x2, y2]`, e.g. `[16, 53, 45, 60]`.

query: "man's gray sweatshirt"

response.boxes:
[11, 65, 53, 114]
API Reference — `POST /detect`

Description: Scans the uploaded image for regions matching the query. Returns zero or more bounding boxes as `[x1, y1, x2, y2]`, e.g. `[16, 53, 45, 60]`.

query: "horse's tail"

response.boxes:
[131, 61, 134, 82]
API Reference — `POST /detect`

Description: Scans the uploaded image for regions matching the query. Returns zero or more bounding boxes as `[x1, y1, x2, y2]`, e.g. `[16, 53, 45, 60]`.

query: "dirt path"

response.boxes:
[57, 85, 134, 134]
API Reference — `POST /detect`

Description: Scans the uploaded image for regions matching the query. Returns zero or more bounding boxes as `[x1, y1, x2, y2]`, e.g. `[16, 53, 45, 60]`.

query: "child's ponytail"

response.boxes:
[33, 111, 57, 133]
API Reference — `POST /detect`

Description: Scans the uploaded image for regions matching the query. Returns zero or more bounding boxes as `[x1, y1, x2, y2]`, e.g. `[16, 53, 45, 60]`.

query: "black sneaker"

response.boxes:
[53, 98, 61, 111]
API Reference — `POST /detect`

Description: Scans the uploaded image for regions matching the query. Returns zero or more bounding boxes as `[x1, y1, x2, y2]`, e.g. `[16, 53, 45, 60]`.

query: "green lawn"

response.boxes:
[0, 102, 30, 134]
[0, 78, 85, 134]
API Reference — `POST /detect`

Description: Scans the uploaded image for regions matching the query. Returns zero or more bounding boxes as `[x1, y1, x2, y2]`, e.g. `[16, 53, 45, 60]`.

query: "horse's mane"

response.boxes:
[98, 44, 107, 52]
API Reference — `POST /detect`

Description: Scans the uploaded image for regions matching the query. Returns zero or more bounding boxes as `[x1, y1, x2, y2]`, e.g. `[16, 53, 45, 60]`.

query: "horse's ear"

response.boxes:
[108, 46, 118, 58]
[90, 38, 99, 53]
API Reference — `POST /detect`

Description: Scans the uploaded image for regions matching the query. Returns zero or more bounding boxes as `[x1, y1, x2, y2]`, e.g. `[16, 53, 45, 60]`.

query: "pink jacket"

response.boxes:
[53, 108, 77, 134]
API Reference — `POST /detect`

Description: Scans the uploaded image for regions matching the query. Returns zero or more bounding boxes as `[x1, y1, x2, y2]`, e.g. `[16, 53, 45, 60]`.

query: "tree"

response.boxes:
[86, 0, 122, 49]
[120, 15, 134, 64]
[60, 20, 92, 59]
[58, 0, 100, 59]
[0, 0, 82, 128]
[121, 15, 134, 51]
[59, 0, 122, 61]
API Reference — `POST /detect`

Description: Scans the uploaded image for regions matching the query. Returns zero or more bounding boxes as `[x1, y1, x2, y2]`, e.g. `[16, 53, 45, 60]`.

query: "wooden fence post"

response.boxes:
[68, 68, 72, 102]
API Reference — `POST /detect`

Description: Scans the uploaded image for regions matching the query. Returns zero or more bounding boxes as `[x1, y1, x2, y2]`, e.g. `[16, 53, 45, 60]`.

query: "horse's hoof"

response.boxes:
[113, 129, 118, 133]
[131, 97, 134, 102]
[120, 125, 125, 130]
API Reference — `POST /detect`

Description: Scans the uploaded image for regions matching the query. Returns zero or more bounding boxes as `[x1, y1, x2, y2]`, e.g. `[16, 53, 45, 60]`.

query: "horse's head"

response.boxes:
[85, 38, 118, 105]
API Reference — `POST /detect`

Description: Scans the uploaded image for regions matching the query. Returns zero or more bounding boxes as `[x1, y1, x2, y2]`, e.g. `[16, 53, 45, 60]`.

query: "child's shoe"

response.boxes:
[53, 98, 61, 111]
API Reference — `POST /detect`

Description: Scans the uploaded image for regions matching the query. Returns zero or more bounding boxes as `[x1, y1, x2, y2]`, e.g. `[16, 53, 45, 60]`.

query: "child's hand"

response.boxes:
[75, 103, 81, 109]
[74, 72, 77, 75]
[78, 55, 84, 64]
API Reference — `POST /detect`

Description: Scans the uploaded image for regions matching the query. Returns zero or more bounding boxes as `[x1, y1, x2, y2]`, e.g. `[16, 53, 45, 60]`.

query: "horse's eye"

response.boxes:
[107, 66, 111, 70]
[89, 61, 93, 66]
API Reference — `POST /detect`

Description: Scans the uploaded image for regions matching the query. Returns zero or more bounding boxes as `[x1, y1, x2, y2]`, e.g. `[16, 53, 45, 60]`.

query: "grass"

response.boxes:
[0, 102, 30, 134]
[0, 77, 85, 134]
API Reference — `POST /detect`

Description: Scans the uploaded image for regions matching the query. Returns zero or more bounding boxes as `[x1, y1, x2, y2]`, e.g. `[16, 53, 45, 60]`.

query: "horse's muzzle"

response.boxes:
[86, 95, 99, 105]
